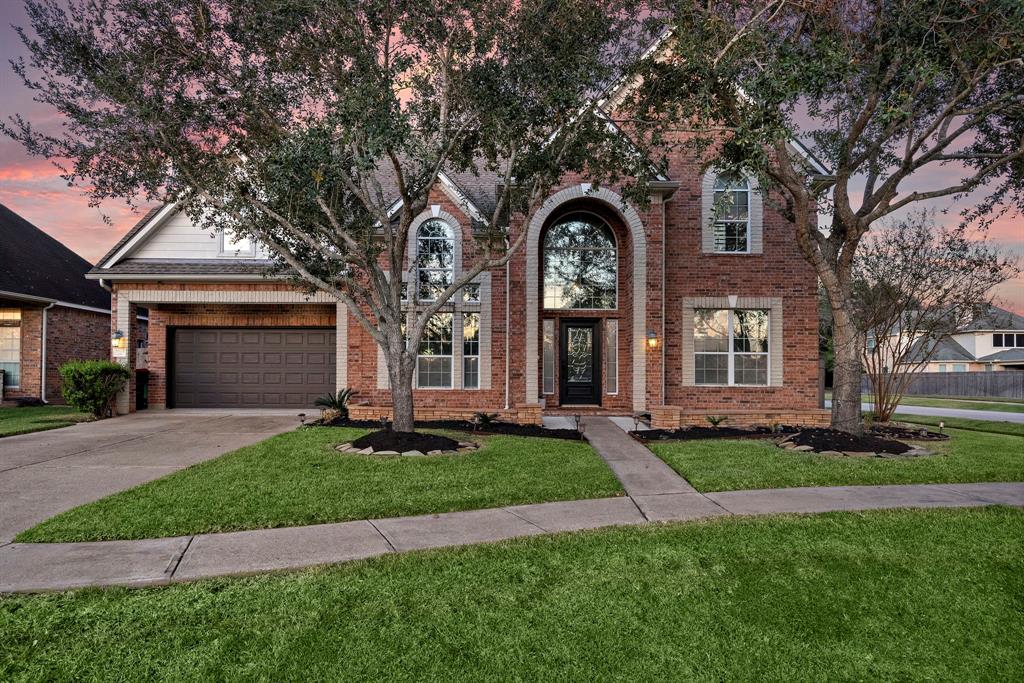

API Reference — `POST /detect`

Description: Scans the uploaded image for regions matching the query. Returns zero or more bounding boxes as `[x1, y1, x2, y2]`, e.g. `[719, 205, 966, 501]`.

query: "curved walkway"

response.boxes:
[1, 418, 1021, 594]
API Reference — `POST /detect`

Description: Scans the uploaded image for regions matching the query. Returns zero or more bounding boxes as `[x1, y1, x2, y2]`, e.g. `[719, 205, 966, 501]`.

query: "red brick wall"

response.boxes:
[44, 306, 110, 403]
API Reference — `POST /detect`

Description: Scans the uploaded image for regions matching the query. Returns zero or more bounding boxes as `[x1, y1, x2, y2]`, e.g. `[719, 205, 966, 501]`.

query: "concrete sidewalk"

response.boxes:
[824, 399, 1024, 424]
[2, 482, 1020, 593]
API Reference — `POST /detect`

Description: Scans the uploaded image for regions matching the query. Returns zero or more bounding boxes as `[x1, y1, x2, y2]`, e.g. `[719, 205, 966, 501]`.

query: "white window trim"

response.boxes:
[218, 230, 257, 258]
[694, 309, 770, 387]
[542, 210, 619, 311]
[682, 297, 783, 388]
[0, 309, 21, 389]
[701, 168, 764, 255]
[415, 313, 454, 390]
[462, 311, 480, 390]
[711, 177, 752, 255]
[605, 319, 619, 395]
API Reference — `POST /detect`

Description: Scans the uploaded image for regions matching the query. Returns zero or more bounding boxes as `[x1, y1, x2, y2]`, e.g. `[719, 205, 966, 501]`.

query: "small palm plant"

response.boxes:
[315, 388, 356, 420]
[705, 415, 728, 428]
[472, 412, 500, 430]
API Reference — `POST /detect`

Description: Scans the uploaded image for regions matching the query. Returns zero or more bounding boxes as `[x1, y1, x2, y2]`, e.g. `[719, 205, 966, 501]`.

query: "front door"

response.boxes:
[559, 320, 601, 405]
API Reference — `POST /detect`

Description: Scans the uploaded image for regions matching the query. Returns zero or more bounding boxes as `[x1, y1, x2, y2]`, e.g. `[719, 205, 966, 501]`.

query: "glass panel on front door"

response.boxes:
[566, 327, 593, 382]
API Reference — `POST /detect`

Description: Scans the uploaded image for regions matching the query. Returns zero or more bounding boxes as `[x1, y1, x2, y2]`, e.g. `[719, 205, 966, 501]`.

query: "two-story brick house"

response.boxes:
[87, 130, 829, 428]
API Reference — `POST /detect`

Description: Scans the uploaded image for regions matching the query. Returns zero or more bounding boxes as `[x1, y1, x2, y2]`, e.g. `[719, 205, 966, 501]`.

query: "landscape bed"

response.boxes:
[321, 416, 583, 440]
[2, 508, 1021, 681]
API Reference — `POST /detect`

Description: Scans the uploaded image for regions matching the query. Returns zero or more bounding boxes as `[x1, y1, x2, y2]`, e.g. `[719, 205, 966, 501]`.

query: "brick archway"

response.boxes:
[525, 185, 647, 411]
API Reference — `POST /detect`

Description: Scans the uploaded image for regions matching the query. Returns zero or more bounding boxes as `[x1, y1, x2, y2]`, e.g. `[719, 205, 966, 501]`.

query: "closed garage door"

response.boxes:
[172, 328, 336, 408]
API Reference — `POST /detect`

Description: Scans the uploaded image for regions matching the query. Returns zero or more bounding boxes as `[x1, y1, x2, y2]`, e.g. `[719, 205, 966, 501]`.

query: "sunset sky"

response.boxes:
[1, 2, 1021, 312]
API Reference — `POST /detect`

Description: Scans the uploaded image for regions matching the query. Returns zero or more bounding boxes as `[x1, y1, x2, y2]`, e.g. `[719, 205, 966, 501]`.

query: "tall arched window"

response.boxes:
[712, 174, 751, 253]
[543, 213, 617, 309]
[416, 219, 454, 301]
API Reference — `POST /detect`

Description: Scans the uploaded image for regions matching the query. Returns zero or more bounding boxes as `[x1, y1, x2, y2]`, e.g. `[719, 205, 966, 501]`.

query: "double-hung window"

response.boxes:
[416, 220, 454, 302]
[712, 175, 751, 253]
[463, 312, 480, 389]
[694, 308, 769, 385]
[0, 309, 21, 388]
[417, 313, 453, 388]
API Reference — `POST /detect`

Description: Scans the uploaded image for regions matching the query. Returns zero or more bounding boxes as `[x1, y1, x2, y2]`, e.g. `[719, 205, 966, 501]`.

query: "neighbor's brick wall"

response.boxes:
[44, 306, 110, 403]
[3, 307, 42, 401]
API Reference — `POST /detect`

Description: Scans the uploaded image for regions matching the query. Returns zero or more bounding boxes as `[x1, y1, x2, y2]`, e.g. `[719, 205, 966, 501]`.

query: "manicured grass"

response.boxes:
[827, 391, 1024, 412]
[16, 427, 622, 542]
[2, 508, 1021, 681]
[0, 406, 90, 438]
[893, 413, 1024, 437]
[649, 427, 1023, 492]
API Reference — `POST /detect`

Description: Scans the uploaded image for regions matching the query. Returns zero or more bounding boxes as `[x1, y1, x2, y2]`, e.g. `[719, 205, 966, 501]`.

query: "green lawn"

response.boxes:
[16, 427, 622, 543]
[891, 413, 1024, 437]
[827, 391, 1024, 412]
[2, 508, 1021, 681]
[649, 426, 1024, 492]
[0, 405, 90, 438]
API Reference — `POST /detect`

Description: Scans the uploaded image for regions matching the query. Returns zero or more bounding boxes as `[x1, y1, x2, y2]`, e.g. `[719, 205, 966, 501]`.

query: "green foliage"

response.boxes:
[314, 388, 355, 419]
[58, 360, 131, 418]
[473, 412, 500, 426]
[705, 415, 728, 428]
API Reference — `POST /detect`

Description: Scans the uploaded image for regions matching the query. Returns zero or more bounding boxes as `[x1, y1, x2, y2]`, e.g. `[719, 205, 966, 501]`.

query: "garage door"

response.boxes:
[172, 328, 336, 408]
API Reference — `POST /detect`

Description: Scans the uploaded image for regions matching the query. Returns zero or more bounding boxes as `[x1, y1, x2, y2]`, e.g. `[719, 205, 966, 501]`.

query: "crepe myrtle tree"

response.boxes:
[627, 0, 1024, 433]
[855, 211, 1016, 423]
[4, 0, 656, 432]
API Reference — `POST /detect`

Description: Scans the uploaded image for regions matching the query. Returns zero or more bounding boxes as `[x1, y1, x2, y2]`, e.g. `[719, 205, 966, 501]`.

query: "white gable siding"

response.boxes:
[129, 210, 268, 259]
[952, 332, 976, 356]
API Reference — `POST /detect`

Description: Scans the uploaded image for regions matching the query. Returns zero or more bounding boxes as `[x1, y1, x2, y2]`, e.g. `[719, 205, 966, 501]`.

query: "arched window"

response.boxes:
[712, 174, 751, 252]
[415, 219, 454, 301]
[543, 213, 617, 309]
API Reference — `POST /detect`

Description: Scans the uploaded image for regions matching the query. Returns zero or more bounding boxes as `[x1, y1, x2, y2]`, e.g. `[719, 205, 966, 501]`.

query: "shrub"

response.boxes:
[59, 360, 131, 418]
[705, 415, 728, 428]
[315, 388, 355, 419]
[473, 412, 500, 426]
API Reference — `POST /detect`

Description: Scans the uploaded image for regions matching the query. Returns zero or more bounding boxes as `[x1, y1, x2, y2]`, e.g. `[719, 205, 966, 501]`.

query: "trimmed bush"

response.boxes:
[59, 360, 131, 418]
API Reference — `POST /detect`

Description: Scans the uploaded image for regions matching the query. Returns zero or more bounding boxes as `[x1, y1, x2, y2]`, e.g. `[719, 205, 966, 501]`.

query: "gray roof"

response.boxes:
[90, 259, 278, 277]
[907, 336, 974, 363]
[978, 348, 1024, 363]
[94, 206, 163, 270]
[962, 306, 1024, 331]
[0, 203, 111, 309]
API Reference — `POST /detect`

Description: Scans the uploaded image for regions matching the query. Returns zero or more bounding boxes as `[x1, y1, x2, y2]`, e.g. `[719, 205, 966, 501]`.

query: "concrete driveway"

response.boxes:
[0, 410, 298, 543]
[824, 400, 1024, 424]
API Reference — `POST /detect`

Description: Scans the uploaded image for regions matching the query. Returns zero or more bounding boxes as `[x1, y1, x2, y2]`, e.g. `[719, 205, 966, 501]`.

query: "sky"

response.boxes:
[0, 2, 1021, 313]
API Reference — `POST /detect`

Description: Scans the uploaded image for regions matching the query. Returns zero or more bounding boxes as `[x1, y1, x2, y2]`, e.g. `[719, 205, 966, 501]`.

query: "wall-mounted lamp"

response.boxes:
[646, 330, 660, 350]
[112, 330, 127, 350]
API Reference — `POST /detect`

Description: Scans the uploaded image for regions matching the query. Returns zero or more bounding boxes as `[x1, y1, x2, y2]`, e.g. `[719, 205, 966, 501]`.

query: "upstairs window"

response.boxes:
[543, 213, 617, 309]
[694, 308, 769, 385]
[712, 174, 750, 253]
[416, 220, 454, 302]
[220, 231, 256, 257]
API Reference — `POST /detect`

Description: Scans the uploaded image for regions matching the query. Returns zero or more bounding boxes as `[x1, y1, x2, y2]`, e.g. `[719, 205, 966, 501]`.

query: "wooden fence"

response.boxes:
[862, 371, 1024, 399]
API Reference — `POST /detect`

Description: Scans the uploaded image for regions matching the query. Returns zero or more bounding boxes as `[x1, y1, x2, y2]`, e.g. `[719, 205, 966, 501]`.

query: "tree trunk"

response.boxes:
[830, 309, 865, 435]
[386, 347, 417, 433]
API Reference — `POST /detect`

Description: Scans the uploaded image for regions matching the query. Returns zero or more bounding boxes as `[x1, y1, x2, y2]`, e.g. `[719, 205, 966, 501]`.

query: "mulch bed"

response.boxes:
[781, 428, 912, 455]
[351, 430, 461, 454]
[635, 426, 799, 442]
[873, 423, 950, 442]
[319, 416, 582, 441]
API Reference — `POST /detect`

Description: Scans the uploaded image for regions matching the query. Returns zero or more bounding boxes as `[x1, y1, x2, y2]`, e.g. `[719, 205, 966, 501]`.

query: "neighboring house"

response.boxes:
[913, 307, 1024, 372]
[86, 97, 829, 428]
[0, 204, 117, 403]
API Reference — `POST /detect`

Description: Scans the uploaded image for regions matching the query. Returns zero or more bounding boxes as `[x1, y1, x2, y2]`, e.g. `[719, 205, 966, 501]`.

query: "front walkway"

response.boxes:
[1, 417, 1021, 593]
[0, 410, 298, 543]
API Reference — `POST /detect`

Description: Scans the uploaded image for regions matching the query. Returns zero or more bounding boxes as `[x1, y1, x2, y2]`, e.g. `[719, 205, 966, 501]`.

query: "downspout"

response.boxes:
[504, 258, 511, 411]
[40, 302, 56, 403]
[660, 196, 667, 403]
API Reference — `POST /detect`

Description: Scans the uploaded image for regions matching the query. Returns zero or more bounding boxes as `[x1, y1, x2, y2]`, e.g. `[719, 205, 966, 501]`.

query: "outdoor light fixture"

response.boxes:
[647, 330, 659, 349]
